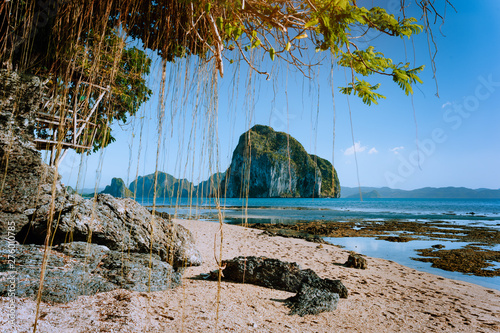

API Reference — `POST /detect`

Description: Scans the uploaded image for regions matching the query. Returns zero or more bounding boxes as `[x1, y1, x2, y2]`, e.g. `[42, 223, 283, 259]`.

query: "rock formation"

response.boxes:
[0, 70, 63, 235]
[221, 125, 340, 198]
[128, 171, 194, 198]
[0, 70, 202, 302]
[194, 172, 224, 198]
[101, 177, 133, 198]
[344, 253, 367, 269]
[18, 193, 203, 267]
[222, 256, 347, 298]
[220, 256, 347, 316]
[0, 241, 182, 303]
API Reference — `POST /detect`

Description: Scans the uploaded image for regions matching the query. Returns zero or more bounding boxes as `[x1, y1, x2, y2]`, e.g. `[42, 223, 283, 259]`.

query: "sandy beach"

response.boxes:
[2, 218, 500, 332]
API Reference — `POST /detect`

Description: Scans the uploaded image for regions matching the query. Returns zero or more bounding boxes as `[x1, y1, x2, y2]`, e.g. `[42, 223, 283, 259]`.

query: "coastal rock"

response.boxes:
[101, 177, 133, 198]
[221, 125, 340, 198]
[222, 256, 303, 292]
[0, 241, 182, 303]
[221, 256, 347, 298]
[18, 194, 203, 268]
[0, 70, 199, 304]
[0, 70, 65, 235]
[221, 256, 347, 315]
[286, 283, 340, 316]
[344, 253, 367, 269]
[150, 210, 172, 221]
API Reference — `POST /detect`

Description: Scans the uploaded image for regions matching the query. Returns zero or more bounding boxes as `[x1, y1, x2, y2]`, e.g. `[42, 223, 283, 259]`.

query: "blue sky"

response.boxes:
[56, 0, 500, 191]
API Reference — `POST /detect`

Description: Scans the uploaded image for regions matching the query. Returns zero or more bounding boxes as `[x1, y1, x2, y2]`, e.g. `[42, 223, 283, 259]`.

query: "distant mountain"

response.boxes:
[101, 178, 133, 198]
[194, 172, 225, 198]
[341, 186, 500, 199]
[346, 190, 381, 199]
[128, 172, 194, 198]
[221, 125, 340, 198]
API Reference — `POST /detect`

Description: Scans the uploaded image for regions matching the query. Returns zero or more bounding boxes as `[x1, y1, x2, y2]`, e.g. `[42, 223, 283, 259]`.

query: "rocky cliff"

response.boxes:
[101, 177, 133, 197]
[222, 125, 340, 198]
[0, 70, 202, 302]
[194, 172, 224, 198]
[0, 69, 64, 234]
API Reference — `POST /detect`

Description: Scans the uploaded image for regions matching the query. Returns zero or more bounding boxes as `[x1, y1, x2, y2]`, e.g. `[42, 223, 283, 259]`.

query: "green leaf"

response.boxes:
[305, 18, 319, 29]
[295, 33, 308, 40]
[216, 17, 223, 30]
[269, 47, 275, 61]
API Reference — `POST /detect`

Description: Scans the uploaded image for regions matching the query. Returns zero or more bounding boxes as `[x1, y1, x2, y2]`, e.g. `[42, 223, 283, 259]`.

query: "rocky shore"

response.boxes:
[249, 219, 500, 277]
[0, 70, 202, 304]
[2, 219, 499, 332]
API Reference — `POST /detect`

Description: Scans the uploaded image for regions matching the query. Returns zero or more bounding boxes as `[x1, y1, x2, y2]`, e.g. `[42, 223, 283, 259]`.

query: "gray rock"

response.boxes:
[0, 241, 182, 303]
[0, 70, 200, 302]
[344, 253, 367, 269]
[19, 194, 202, 268]
[286, 283, 340, 316]
[221, 256, 347, 316]
[300, 268, 348, 299]
[0, 70, 64, 235]
[222, 256, 347, 298]
[222, 256, 304, 292]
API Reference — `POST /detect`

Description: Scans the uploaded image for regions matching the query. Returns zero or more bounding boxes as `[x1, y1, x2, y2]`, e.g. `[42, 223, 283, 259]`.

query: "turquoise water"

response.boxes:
[142, 197, 500, 226]
[140, 197, 500, 290]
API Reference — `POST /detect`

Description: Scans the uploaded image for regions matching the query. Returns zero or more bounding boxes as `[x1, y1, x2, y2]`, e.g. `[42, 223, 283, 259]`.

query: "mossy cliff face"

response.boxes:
[222, 125, 340, 198]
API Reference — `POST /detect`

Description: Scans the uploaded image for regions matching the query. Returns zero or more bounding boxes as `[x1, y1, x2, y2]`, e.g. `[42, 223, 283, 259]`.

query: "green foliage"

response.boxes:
[72, 29, 152, 152]
[340, 79, 386, 106]
[0, 0, 444, 146]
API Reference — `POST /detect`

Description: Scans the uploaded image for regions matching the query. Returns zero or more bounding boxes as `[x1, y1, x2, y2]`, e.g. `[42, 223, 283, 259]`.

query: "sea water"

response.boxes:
[140, 197, 500, 290]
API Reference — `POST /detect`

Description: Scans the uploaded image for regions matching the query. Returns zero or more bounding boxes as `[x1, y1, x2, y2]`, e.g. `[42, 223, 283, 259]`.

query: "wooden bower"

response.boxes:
[34, 81, 109, 165]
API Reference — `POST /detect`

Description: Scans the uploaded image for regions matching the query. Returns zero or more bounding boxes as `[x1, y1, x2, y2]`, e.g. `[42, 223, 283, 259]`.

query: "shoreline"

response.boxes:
[2, 218, 499, 332]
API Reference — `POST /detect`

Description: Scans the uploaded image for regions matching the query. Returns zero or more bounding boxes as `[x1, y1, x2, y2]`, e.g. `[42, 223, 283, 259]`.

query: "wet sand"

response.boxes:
[1, 219, 500, 332]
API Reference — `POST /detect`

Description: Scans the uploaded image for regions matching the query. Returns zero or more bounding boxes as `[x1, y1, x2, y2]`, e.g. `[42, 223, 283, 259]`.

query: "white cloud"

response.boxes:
[344, 141, 367, 155]
[390, 146, 405, 154]
[368, 147, 378, 154]
[441, 101, 452, 109]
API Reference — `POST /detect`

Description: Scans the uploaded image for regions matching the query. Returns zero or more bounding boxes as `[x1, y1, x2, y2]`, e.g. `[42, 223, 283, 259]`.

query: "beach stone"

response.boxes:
[0, 241, 182, 303]
[150, 210, 172, 221]
[344, 253, 367, 269]
[300, 269, 348, 298]
[221, 256, 347, 315]
[221, 256, 348, 298]
[18, 194, 203, 268]
[286, 282, 340, 316]
[222, 256, 304, 292]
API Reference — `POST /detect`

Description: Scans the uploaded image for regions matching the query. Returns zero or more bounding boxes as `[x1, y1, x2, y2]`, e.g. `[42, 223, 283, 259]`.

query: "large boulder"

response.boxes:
[0, 69, 64, 235]
[344, 253, 367, 269]
[222, 256, 347, 298]
[0, 241, 182, 303]
[18, 194, 203, 268]
[286, 283, 340, 316]
[221, 256, 347, 316]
